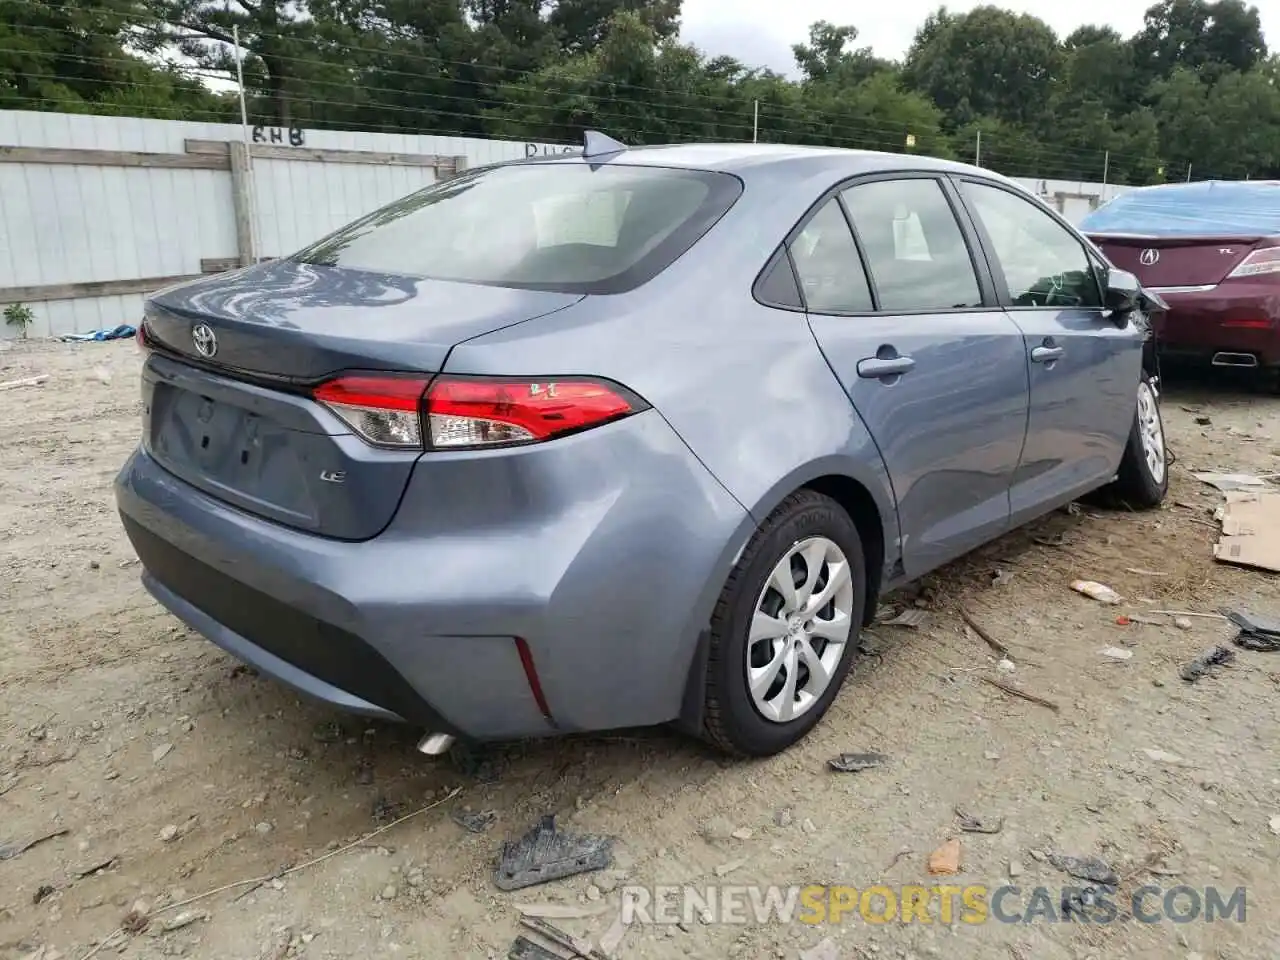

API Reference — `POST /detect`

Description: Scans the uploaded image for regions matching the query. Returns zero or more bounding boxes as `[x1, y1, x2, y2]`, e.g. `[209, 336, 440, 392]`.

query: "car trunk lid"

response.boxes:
[140, 260, 583, 540]
[1088, 234, 1265, 288]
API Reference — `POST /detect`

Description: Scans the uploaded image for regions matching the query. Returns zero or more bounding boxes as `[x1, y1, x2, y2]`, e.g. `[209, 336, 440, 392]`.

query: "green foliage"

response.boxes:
[4, 302, 34, 336]
[0, 0, 1276, 182]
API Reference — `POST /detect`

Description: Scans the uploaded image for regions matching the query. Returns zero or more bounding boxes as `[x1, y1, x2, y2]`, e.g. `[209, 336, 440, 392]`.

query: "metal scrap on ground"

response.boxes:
[828, 752, 888, 773]
[494, 815, 614, 892]
[1179, 645, 1236, 682]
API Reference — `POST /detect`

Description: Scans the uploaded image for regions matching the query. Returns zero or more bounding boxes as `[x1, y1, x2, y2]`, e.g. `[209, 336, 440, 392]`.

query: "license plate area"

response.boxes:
[149, 382, 315, 524]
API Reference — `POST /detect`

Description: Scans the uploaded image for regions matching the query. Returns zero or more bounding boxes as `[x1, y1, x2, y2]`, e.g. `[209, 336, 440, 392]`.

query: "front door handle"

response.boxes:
[1031, 345, 1065, 363]
[857, 355, 916, 379]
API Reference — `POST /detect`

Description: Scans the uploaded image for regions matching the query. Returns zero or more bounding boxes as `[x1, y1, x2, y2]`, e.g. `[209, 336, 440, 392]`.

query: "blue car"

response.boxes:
[116, 134, 1167, 758]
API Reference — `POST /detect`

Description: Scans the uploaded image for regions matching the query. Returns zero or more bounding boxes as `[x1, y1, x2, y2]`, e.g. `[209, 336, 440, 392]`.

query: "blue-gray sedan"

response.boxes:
[115, 135, 1168, 757]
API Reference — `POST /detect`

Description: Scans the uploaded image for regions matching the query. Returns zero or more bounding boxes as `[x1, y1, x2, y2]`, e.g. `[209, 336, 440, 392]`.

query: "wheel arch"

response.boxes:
[676, 461, 899, 735]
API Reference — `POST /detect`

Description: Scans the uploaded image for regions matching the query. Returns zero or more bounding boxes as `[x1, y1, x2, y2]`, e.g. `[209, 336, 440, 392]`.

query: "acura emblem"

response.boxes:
[1139, 248, 1160, 266]
[191, 323, 218, 358]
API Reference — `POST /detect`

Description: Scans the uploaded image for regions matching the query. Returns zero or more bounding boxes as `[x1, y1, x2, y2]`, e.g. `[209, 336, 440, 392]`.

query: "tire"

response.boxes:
[701, 490, 866, 757]
[1104, 375, 1169, 509]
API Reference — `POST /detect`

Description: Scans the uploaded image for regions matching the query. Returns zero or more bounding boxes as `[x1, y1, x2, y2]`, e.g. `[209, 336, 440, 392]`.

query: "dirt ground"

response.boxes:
[2, 338, 1279, 960]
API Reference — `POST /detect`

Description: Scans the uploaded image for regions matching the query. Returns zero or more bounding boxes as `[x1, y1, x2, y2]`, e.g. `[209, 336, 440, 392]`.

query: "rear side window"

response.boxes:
[788, 198, 874, 313]
[841, 179, 983, 311]
[959, 180, 1102, 308]
[291, 163, 743, 295]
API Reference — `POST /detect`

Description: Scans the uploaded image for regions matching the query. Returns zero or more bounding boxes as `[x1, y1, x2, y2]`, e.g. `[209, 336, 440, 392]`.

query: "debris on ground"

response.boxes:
[955, 808, 1003, 834]
[1213, 490, 1280, 573]
[878, 608, 928, 628]
[1193, 472, 1269, 493]
[1224, 608, 1280, 652]
[1046, 853, 1118, 886]
[0, 828, 68, 861]
[1175, 616, 1193, 630]
[451, 808, 497, 833]
[827, 752, 888, 773]
[495, 816, 614, 891]
[1269, 816, 1280, 836]
[32, 884, 55, 905]
[981, 676, 1061, 712]
[990, 568, 1014, 587]
[517, 916, 609, 960]
[515, 903, 611, 920]
[0, 374, 49, 390]
[714, 858, 747, 877]
[959, 607, 1010, 658]
[1071, 580, 1121, 604]
[508, 936, 562, 960]
[75, 856, 118, 878]
[1062, 883, 1117, 919]
[1100, 646, 1133, 661]
[927, 838, 961, 875]
[1143, 748, 1186, 765]
[121, 898, 151, 934]
[997, 658, 1016, 672]
[1180, 646, 1236, 682]
[159, 910, 209, 933]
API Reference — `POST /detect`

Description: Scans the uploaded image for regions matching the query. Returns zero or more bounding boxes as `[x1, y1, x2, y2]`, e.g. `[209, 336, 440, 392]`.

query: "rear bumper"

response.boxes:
[1150, 284, 1280, 365]
[115, 410, 751, 741]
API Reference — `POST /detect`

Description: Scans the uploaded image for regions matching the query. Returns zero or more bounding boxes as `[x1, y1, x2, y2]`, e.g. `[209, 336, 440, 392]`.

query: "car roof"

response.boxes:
[514, 141, 1014, 185]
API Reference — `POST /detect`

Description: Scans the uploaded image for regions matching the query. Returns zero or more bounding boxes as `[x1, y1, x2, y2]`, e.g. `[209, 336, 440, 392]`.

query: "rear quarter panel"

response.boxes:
[444, 160, 902, 637]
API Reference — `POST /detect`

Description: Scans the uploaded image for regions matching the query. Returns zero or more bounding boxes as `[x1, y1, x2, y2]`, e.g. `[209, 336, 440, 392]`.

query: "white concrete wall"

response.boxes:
[0, 109, 1128, 338]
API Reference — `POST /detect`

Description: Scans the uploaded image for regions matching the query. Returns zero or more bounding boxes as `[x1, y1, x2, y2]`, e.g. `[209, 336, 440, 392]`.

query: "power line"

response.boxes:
[0, 31, 1175, 179]
[5, 0, 1177, 172]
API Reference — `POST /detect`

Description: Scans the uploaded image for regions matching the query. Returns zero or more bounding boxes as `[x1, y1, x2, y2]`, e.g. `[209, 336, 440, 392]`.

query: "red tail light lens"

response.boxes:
[313, 375, 430, 448]
[426, 376, 641, 448]
[1227, 248, 1280, 279]
[311, 374, 644, 450]
[136, 322, 149, 351]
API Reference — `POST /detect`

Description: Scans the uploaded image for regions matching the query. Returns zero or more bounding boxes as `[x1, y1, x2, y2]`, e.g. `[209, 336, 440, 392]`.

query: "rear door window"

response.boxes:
[292, 162, 743, 295]
[787, 198, 874, 313]
[959, 180, 1103, 308]
[840, 178, 983, 311]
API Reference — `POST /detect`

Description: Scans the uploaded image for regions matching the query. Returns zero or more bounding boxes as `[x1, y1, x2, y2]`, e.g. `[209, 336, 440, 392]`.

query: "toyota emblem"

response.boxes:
[191, 323, 218, 358]
[1139, 248, 1160, 266]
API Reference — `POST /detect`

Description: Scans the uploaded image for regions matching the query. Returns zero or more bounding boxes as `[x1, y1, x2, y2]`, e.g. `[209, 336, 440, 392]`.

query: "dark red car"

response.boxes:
[1082, 181, 1280, 382]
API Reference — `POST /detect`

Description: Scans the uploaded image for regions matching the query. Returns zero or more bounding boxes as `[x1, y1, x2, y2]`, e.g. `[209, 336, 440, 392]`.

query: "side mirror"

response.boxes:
[1104, 268, 1142, 313]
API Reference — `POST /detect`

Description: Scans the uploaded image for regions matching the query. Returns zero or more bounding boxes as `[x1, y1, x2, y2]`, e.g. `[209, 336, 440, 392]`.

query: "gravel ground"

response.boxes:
[1, 338, 1278, 960]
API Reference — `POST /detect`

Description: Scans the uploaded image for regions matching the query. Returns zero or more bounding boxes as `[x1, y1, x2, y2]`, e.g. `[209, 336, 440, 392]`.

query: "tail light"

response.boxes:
[136, 322, 149, 351]
[312, 374, 645, 450]
[1227, 248, 1280, 279]
[314, 375, 430, 448]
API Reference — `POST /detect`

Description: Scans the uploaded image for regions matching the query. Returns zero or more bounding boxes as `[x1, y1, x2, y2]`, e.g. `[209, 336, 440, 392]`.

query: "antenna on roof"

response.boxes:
[582, 130, 628, 160]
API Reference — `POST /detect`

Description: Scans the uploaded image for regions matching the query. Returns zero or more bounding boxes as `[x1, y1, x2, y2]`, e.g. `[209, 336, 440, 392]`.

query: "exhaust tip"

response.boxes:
[1211, 352, 1259, 367]
[416, 732, 455, 756]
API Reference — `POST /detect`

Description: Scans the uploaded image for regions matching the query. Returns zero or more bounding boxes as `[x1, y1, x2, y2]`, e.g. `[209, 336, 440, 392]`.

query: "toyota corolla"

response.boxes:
[116, 134, 1168, 758]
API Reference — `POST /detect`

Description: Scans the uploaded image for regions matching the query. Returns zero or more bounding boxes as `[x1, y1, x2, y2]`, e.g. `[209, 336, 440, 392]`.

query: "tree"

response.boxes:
[1131, 0, 1267, 84]
[0, 0, 231, 119]
[791, 21, 893, 87]
[139, 0, 330, 126]
[902, 5, 1062, 129]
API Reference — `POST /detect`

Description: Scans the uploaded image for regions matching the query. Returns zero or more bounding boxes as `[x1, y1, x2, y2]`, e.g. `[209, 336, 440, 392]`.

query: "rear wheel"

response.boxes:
[1104, 375, 1168, 509]
[701, 490, 866, 757]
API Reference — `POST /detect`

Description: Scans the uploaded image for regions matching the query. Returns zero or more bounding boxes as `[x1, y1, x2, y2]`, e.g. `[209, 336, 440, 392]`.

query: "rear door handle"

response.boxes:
[857, 356, 916, 379]
[1031, 346, 1064, 363]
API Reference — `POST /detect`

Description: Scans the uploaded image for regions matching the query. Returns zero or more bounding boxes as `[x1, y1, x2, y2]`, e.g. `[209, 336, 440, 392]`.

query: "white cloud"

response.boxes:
[678, 0, 1278, 75]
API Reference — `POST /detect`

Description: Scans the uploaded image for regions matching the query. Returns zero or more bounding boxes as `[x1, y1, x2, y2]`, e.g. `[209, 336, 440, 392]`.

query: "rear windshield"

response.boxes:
[1080, 182, 1280, 237]
[291, 161, 743, 294]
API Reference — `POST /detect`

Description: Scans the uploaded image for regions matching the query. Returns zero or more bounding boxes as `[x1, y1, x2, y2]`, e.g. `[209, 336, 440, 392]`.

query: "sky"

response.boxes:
[678, 0, 1279, 76]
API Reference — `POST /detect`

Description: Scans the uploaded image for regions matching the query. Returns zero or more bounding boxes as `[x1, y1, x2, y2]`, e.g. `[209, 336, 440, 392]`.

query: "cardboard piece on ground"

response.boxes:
[1213, 490, 1280, 573]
